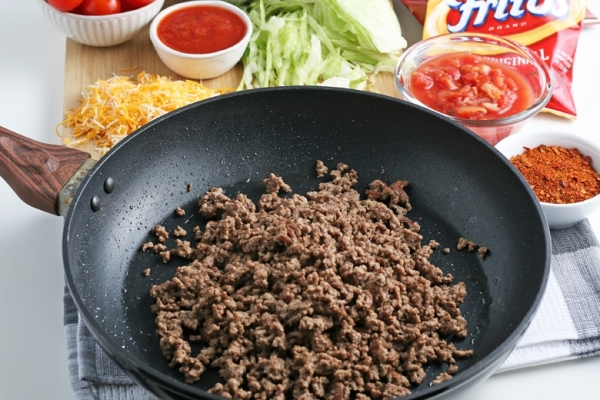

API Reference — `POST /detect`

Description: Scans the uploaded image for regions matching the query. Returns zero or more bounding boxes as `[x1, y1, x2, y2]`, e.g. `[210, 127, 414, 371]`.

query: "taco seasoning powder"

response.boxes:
[510, 145, 600, 204]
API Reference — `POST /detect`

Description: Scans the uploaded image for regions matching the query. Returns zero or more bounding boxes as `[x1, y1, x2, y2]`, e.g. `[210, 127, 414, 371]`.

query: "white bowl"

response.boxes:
[39, 0, 165, 47]
[496, 131, 600, 229]
[149, 0, 252, 79]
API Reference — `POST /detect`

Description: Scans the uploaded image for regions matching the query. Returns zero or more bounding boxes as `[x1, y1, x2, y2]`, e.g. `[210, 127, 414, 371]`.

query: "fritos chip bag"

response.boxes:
[401, 1, 597, 26]
[420, 0, 588, 118]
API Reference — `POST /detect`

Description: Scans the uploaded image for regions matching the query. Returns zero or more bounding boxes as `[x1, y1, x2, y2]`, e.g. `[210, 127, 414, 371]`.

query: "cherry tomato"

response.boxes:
[48, 0, 84, 12]
[78, 0, 121, 15]
[120, 2, 136, 12]
[122, 0, 154, 10]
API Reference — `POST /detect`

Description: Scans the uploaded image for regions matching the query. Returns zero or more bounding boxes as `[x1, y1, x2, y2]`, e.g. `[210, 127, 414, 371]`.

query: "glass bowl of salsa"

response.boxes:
[395, 33, 553, 146]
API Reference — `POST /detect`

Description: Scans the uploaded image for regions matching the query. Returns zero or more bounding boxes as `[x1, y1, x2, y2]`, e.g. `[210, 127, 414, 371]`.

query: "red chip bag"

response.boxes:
[401, 0, 429, 24]
[403, 0, 592, 119]
[401, 1, 597, 27]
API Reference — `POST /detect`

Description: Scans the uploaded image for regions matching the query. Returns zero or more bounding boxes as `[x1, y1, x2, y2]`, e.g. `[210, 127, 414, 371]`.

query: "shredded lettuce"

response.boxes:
[238, 0, 407, 90]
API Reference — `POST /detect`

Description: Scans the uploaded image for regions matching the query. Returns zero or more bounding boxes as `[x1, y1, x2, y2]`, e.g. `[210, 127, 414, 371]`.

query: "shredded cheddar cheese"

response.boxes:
[58, 71, 235, 155]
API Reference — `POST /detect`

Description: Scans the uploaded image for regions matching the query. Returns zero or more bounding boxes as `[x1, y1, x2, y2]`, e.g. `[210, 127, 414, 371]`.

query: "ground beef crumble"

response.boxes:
[315, 160, 328, 178]
[456, 237, 489, 259]
[144, 161, 474, 399]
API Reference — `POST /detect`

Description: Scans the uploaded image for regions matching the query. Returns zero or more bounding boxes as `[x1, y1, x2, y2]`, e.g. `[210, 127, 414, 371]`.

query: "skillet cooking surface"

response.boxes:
[63, 87, 550, 399]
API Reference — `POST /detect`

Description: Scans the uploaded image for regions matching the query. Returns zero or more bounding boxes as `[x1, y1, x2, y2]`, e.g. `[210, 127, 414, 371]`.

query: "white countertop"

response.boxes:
[1, 2, 599, 400]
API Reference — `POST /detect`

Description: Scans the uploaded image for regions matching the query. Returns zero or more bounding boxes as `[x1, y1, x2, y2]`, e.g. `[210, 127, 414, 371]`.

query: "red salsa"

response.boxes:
[410, 52, 535, 120]
[158, 5, 247, 54]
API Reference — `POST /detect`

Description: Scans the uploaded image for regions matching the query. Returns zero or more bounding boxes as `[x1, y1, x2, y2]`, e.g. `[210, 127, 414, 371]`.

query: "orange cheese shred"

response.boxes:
[58, 71, 235, 155]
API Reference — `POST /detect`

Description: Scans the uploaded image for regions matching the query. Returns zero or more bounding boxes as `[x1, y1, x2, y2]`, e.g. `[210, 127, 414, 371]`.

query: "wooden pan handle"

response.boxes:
[0, 125, 91, 215]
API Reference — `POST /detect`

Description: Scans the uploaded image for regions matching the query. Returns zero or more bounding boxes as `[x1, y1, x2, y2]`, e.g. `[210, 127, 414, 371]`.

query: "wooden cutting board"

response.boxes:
[62, 0, 402, 159]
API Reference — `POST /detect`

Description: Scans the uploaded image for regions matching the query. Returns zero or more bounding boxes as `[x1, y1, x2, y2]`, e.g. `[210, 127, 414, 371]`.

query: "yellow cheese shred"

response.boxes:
[58, 71, 235, 155]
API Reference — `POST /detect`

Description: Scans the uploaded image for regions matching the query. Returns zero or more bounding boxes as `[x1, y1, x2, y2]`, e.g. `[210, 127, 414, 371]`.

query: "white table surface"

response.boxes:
[1, 2, 599, 400]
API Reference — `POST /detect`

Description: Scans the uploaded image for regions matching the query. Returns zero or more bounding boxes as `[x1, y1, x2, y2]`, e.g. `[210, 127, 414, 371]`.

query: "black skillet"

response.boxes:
[0, 87, 550, 399]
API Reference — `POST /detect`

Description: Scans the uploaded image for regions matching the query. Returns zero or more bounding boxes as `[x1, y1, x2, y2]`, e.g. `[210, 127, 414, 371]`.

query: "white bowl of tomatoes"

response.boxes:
[395, 33, 553, 146]
[40, 0, 165, 47]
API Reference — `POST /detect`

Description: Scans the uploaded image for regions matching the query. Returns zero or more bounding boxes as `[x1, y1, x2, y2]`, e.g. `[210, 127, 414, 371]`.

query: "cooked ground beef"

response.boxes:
[315, 160, 328, 178]
[263, 173, 292, 194]
[173, 226, 187, 237]
[152, 225, 169, 243]
[146, 162, 473, 399]
[457, 237, 489, 259]
[478, 247, 489, 258]
[456, 238, 476, 252]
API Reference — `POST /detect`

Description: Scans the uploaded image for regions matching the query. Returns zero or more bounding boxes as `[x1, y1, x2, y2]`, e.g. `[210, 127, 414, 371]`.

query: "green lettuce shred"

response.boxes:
[238, 0, 407, 90]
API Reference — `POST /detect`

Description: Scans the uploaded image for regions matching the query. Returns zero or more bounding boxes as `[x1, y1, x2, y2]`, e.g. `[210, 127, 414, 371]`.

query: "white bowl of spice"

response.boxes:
[496, 131, 600, 229]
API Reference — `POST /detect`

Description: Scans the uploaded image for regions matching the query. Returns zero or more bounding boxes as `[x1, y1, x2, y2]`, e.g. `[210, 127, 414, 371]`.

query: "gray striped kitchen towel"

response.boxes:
[64, 219, 600, 399]
[498, 219, 600, 371]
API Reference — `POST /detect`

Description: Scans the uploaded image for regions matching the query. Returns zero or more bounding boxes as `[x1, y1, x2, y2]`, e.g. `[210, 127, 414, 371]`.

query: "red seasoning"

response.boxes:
[510, 145, 600, 204]
[157, 5, 247, 54]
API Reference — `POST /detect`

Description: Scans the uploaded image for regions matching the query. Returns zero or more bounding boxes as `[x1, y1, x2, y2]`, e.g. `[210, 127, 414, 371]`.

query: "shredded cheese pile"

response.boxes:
[58, 71, 235, 155]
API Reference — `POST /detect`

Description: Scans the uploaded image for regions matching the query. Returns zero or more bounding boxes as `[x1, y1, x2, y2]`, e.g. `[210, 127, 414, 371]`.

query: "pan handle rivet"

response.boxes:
[104, 177, 115, 194]
[91, 195, 101, 212]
